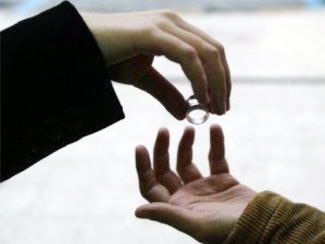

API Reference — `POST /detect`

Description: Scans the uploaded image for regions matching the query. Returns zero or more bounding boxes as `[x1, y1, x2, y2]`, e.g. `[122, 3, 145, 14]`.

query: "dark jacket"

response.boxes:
[0, 1, 125, 182]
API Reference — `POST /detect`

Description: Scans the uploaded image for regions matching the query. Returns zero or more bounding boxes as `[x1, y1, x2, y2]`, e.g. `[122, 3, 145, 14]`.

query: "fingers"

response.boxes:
[135, 11, 231, 113]
[163, 25, 227, 114]
[176, 126, 202, 183]
[136, 145, 170, 202]
[208, 124, 229, 174]
[136, 128, 184, 202]
[154, 128, 182, 194]
[135, 202, 197, 234]
[174, 20, 231, 111]
[135, 67, 187, 120]
[139, 30, 208, 104]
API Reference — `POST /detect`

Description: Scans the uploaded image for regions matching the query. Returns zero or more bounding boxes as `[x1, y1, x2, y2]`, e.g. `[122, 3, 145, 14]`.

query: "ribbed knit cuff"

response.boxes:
[223, 191, 325, 244]
[223, 191, 286, 244]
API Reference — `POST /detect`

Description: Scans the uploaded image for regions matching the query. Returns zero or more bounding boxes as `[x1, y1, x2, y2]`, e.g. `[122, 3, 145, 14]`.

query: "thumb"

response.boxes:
[135, 203, 197, 235]
[134, 67, 187, 120]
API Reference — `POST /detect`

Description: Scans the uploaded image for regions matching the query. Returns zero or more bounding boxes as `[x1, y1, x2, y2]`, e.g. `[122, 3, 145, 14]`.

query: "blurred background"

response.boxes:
[1, 1, 325, 244]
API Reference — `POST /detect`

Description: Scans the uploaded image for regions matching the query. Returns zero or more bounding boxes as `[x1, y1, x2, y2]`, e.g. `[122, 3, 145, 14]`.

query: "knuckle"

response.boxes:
[160, 9, 178, 19]
[216, 43, 225, 55]
[155, 18, 169, 30]
[182, 46, 197, 59]
[204, 45, 220, 58]
[141, 26, 158, 38]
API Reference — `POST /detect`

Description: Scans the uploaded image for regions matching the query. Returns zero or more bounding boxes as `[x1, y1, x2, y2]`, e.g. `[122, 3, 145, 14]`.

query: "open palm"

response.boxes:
[135, 125, 256, 243]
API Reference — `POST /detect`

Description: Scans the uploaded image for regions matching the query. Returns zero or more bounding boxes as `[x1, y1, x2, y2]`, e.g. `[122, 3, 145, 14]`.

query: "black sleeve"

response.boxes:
[0, 1, 125, 182]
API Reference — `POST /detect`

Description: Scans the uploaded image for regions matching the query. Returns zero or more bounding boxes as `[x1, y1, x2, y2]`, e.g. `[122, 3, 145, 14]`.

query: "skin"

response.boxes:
[82, 10, 231, 118]
[135, 124, 256, 243]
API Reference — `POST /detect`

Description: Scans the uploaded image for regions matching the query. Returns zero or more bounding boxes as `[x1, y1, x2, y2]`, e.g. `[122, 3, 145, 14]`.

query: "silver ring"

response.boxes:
[186, 95, 209, 125]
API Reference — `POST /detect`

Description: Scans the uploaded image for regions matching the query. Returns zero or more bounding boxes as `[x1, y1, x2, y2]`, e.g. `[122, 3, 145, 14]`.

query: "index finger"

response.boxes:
[138, 31, 208, 104]
[153, 128, 182, 194]
[136, 67, 187, 120]
[136, 145, 170, 202]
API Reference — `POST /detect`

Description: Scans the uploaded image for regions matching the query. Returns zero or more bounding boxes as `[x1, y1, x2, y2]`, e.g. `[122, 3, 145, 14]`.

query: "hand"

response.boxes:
[82, 10, 231, 118]
[135, 124, 256, 243]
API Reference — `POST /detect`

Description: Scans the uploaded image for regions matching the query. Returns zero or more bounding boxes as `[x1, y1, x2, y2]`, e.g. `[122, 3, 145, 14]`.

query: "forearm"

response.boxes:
[223, 191, 325, 244]
[0, 1, 124, 182]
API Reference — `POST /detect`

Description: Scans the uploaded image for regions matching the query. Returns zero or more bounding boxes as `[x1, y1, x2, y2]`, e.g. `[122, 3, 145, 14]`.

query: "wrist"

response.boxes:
[80, 13, 110, 62]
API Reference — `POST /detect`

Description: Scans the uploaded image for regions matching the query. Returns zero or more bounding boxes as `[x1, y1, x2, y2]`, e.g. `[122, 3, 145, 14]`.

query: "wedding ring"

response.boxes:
[186, 95, 209, 125]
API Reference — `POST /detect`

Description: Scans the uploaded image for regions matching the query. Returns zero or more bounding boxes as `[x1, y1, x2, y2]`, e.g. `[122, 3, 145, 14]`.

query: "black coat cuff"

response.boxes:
[1, 1, 125, 181]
